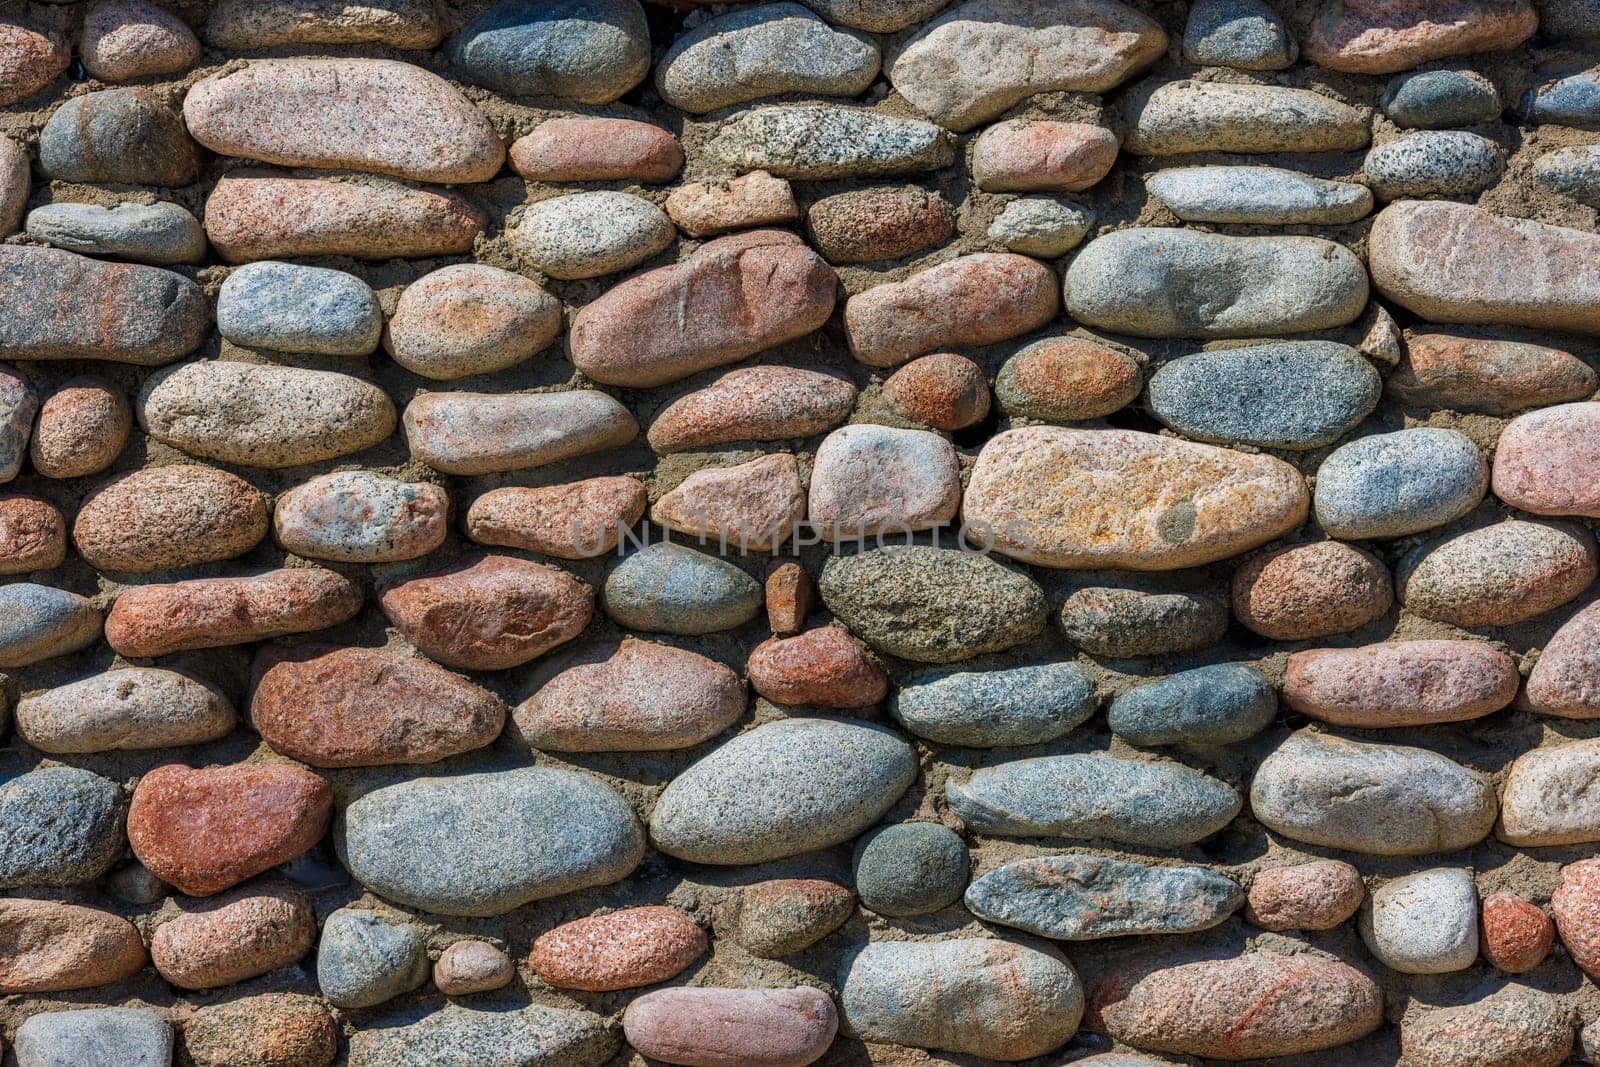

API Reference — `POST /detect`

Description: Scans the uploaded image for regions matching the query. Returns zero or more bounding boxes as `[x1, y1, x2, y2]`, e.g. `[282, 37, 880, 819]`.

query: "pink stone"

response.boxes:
[105, 568, 363, 657]
[0, 899, 146, 993]
[808, 424, 961, 540]
[1481, 891, 1554, 973]
[81, 0, 201, 81]
[0, 19, 67, 106]
[805, 186, 954, 265]
[747, 627, 886, 708]
[466, 477, 647, 560]
[1306, 0, 1536, 75]
[384, 264, 562, 381]
[623, 986, 838, 1067]
[434, 941, 514, 996]
[882, 353, 991, 431]
[647, 366, 856, 454]
[0, 497, 66, 575]
[510, 118, 683, 183]
[1232, 541, 1393, 641]
[1551, 859, 1600, 979]
[0, 137, 25, 237]
[666, 171, 798, 238]
[72, 464, 269, 573]
[150, 886, 316, 990]
[30, 376, 130, 479]
[973, 120, 1119, 193]
[1388, 333, 1597, 415]
[1493, 402, 1600, 517]
[1525, 600, 1600, 718]
[1283, 639, 1518, 727]
[652, 453, 807, 551]
[1245, 860, 1365, 931]
[530, 906, 707, 992]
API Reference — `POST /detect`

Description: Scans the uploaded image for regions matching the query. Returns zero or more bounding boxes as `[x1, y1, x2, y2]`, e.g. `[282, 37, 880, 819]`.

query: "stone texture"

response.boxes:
[972, 120, 1119, 193]
[403, 390, 636, 476]
[0, 767, 125, 888]
[604, 543, 762, 635]
[705, 106, 955, 179]
[968, 854, 1242, 940]
[530, 906, 706, 991]
[0, 19, 67, 106]
[667, 171, 798, 237]
[988, 197, 1094, 257]
[0, 364, 33, 485]
[450, 0, 650, 104]
[151, 887, 315, 990]
[218, 261, 381, 356]
[346, 1005, 616, 1067]
[747, 627, 886, 708]
[0, 496, 67, 575]
[337, 766, 644, 916]
[1146, 165, 1372, 224]
[765, 559, 814, 634]
[1401, 986, 1572, 1067]
[653, 453, 807, 551]
[799, 0, 951, 31]
[252, 644, 505, 767]
[1314, 427, 1487, 539]
[1482, 892, 1555, 973]
[0, 137, 26, 236]
[739, 880, 854, 958]
[1124, 81, 1370, 155]
[183, 994, 337, 1067]
[994, 337, 1141, 420]
[1527, 72, 1600, 128]
[318, 908, 429, 1008]
[1364, 130, 1505, 199]
[1305, 0, 1536, 74]
[510, 191, 674, 280]
[1553, 859, 1600, 979]
[273, 471, 447, 563]
[1398, 520, 1597, 627]
[0, 584, 101, 667]
[127, 762, 333, 896]
[1525, 601, 1600, 718]
[0, 900, 145, 993]
[1109, 663, 1277, 746]
[1361, 867, 1479, 973]
[1246, 860, 1365, 931]
[893, 661, 1095, 747]
[853, 822, 969, 916]
[1384, 67, 1501, 127]
[1534, 145, 1600, 207]
[1499, 739, 1600, 846]
[623, 987, 838, 1067]
[30, 377, 130, 479]
[466, 477, 647, 560]
[72, 464, 268, 573]
[206, 0, 442, 47]
[883, 352, 990, 430]
[17, 668, 234, 754]
[648, 366, 856, 453]
[1284, 640, 1517, 728]
[511, 118, 683, 183]
[1389, 333, 1597, 414]
[808, 425, 960, 539]
[1183, 0, 1297, 68]
[1494, 403, 1600, 517]
[805, 186, 954, 265]
[26, 202, 206, 265]
[1232, 541, 1393, 640]
[14, 1009, 171, 1066]
[105, 568, 362, 657]
[434, 941, 514, 996]
[40, 88, 197, 186]
[1059, 583, 1228, 658]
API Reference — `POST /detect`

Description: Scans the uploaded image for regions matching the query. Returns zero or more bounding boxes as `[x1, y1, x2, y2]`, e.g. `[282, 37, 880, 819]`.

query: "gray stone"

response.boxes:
[1146, 166, 1372, 225]
[348, 1005, 616, 1067]
[1058, 584, 1228, 659]
[15, 668, 234, 754]
[1108, 664, 1277, 747]
[38, 88, 197, 186]
[217, 261, 381, 356]
[337, 767, 644, 917]
[1499, 737, 1600, 846]
[604, 543, 762, 635]
[649, 718, 916, 864]
[1545, 0, 1600, 40]
[1534, 145, 1600, 206]
[1404, 987, 1573, 1067]
[887, 0, 1167, 131]
[1527, 71, 1600, 129]
[966, 854, 1244, 939]
[1125, 81, 1369, 155]
[948, 753, 1242, 847]
[819, 547, 1048, 663]
[139, 361, 397, 469]
[1397, 519, 1597, 628]
[15, 1008, 173, 1067]
[510, 192, 673, 281]
[273, 471, 448, 563]
[107, 862, 169, 905]
[1148, 341, 1380, 450]
[657, 4, 879, 114]
[24, 202, 206, 265]
[799, 0, 951, 32]
[403, 390, 636, 476]
[1360, 868, 1478, 974]
[1382, 69, 1501, 129]
[838, 939, 1083, 1061]
[987, 197, 1093, 257]
[1182, 0, 1295, 70]
[449, 0, 650, 104]
[1250, 729, 1498, 855]
[1064, 229, 1369, 339]
[0, 584, 101, 668]
[852, 823, 968, 916]
[318, 909, 430, 1009]
[0, 767, 124, 888]
[0, 363, 37, 483]
[1313, 427, 1487, 540]
[1364, 130, 1505, 200]
[706, 106, 955, 179]
[891, 662, 1096, 747]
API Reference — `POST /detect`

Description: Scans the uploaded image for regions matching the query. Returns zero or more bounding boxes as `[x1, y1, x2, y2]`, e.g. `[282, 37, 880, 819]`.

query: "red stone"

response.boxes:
[623, 986, 838, 1067]
[466, 477, 646, 560]
[747, 628, 887, 709]
[764, 559, 814, 634]
[1524, 600, 1600, 718]
[1551, 859, 1600, 979]
[0, 899, 146, 993]
[1232, 541, 1393, 641]
[379, 554, 593, 670]
[805, 186, 955, 265]
[510, 118, 683, 183]
[995, 337, 1143, 421]
[127, 763, 333, 897]
[883, 353, 991, 431]
[530, 906, 707, 992]
[1481, 891, 1554, 973]
[151, 886, 316, 990]
[30, 376, 131, 478]
[647, 366, 856, 454]
[0, 19, 67, 106]
[104, 567, 363, 657]
[1245, 860, 1365, 932]
[973, 120, 1119, 193]
[1389, 333, 1597, 415]
[1305, 0, 1536, 74]
[0, 497, 66, 574]
[1282, 639, 1517, 728]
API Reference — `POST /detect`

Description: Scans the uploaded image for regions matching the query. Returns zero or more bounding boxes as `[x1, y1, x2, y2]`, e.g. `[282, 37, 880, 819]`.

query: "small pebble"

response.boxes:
[1108, 663, 1277, 746]
[1482, 891, 1555, 973]
[765, 558, 814, 633]
[603, 543, 762, 636]
[530, 906, 706, 992]
[853, 823, 969, 917]
[318, 908, 430, 1009]
[747, 627, 886, 708]
[434, 941, 514, 996]
[1246, 860, 1365, 931]
[109, 862, 170, 905]
[273, 471, 447, 563]
[510, 191, 674, 281]
[665, 171, 797, 238]
[1364, 130, 1505, 200]
[151, 886, 315, 990]
[891, 661, 1096, 747]
[1361, 868, 1479, 974]
[1232, 541, 1393, 640]
[25, 202, 206, 265]
[509, 117, 682, 183]
[882, 352, 990, 430]
[466, 476, 646, 559]
[738, 879, 854, 958]
[1314, 427, 1487, 539]
[987, 197, 1094, 257]
[29, 376, 131, 479]
[1383, 68, 1501, 128]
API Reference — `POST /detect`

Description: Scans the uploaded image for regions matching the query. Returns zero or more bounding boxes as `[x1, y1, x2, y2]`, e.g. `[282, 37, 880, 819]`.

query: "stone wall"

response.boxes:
[1, 0, 1600, 1064]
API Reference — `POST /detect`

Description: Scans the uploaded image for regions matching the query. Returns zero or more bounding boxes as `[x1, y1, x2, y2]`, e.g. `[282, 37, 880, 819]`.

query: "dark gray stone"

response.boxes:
[1058, 584, 1227, 659]
[891, 662, 1096, 747]
[449, 0, 650, 104]
[1182, 0, 1295, 70]
[1528, 72, 1600, 128]
[39, 88, 198, 186]
[348, 1005, 616, 1067]
[1382, 69, 1500, 129]
[1364, 131, 1505, 200]
[1314, 427, 1487, 540]
[217, 261, 382, 356]
[965, 854, 1244, 939]
[0, 584, 101, 668]
[1108, 664, 1277, 747]
[603, 543, 762, 636]
[1544, 0, 1600, 40]
[852, 823, 968, 916]
[25, 202, 206, 265]
[15, 1008, 172, 1067]
[318, 909, 430, 1009]
[0, 766, 124, 888]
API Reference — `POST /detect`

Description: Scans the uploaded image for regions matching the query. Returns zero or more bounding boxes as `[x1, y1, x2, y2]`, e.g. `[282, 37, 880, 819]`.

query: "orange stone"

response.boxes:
[1481, 891, 1554, 973]
[1551, 859, 1600, 979]
[883, 353, 991, 431]
[747, 628, 887, 708]
[466, 477, 646, 560]
[104, 567, 363, 657]
[0, 898, 146, 993]
[151, 886, 316, 990]
[764, 559, 814, 634]
[994, 337, 1143, 421]
[530, 906, 707, 992]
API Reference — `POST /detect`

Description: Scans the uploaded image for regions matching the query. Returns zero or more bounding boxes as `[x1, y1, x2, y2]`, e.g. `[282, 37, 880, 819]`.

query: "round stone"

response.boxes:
[604, 543, 762, 636]
[1498, 739, 1600, 847]
[1525, 601, 1600, 718]
[747, 627, 887, 709]
[151, 887, 315, 990]
[72, 464, 269, 573]
[218, 261, 382, 356]
[891, 661, 1096, 747]
[0, 496, 67, 575]
[987, 197, 1094, 257]
[994, 337, 1142, 421]
[1058, 584, 1228, 659]
[1481, 892, 1555, 973]
[738, 879, 854, 958]
[384, 264, 561, 381]
[434, 941, 514, 996]
[852, 823, 968, 917]
[1398, 520, 1597, 627]
[17, 668, 234, 754]
[318, 908, 429, 1009]
[29, 376, 130, 479]
[25, 202, 206, 265]
[1493, 403, 1600, 517]
[1232, 541, 1393, 640]
[1283, 640, 1518, 728]
[1314, 427, 1487, 540]
[530, 906, 706, 992]
[510, 191, 674, 280]
[882, 352, 990, 431]
[808, 424, 961, 540]
[1364, 130, 1505, 200]
[273, 471, 448, 563]
[1361, 868, 1479, 974]
[1383, 68, 1501, 128]
[0, 767, 125, 888]
[1245, 860, 1365, 931]
[450, 0, 650, 103]
[1109, 664, 1276, 746]
[623, 987, 838, 1067]
[0, 18, 67, 106]
[1535, 144, 1600, 207]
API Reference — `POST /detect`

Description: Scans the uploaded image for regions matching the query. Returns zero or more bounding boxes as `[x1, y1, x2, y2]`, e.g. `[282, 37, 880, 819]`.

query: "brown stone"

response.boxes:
[1283, 640, 1517, 727]
[379, 554, 593, 671]
[994, 337, 1143, 421]
[1399, 986, 1572, 1067]
[0, 497, 66, 574]
[1306, 0, 1536, 74]
[466, 477, 647, 560]
[403, 390, 637, 477]
[251, 644, 506, 768]
[1552, 858, 1600, 979]
[1398, 519, 1598, 627]
[0, 136, 26, 237]
[652, 453, 807, 551]
[0, 898, 146, 993]
[434, 941, 514, 996]
[845, 253, 1059, 368]
[973, 120, 1119, 193]
[1246, 860, 1365, 931]
[530, 906, 707, 992]
[765, 559, 814, 634]
[666, 171, 798, 238]
[204, 0, 443, 49]
[73, 464, 268, 573]
[624, 986, 838, 1067]
[184, 993, 337, 1067]
[150, 886, 315, 990]
[883, 353, 991, 430]
[384, 264, 562, 381]
[1525, 600, 1600, 718]
[1482, 892, 1555, 973]
[510, 118, 683, 183]
[0, 19, 67, 106]
[648, 366, 857, 454]
[127, 762, 333, 897]
[515, 637, 744, 752]
[204, 170, 485, 263]
[739, 879, 854, 958]
[1389, 333, 1597, 415]
[568, 229, 837, 388]
[747, 628, 887, 708]
[104, 567, 363, 657]
[806, 186, 955, 265]
[1232, 541, 1393, 641]
[81, 0, 201, 82]
[30, 376, 131, 478]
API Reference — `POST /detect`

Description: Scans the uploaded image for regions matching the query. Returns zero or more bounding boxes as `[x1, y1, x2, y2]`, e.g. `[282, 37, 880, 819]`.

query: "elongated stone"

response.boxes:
[536, 908, 707, 992]
[1535, 144, 1600, 207]
[1389, 333, 1597, 414]
[511, 117, 682, 183]
[1314, 427, 1487, 539]
[0, 364, 33, 485]
[1398, 520, 1598, 627]
[26, 202, 206, 265]
[18, 668, 234, 753]
[403, 390, 635, 476]
[649, 366, 856, 453]
[1305, 0, 1536, 75]
[1059, 583, 1228, 658]
[1401, 986, 1572, 1067]
[972, 120, 1119, 193]
[105, 568, 362, 657]
[0, 902, 146, 993]
[218, 261, 381, 356]
[949, 754, 1241, 847]
[1499, 738, 1600, 846]
[1365, 130, 1505, 199]
[705, 106, 955, 179]
[624, 986, 836, 1067]
[1147, 165, 1373, 224]
[1108, 663, 1277, 746]
[1066, 229, 1368, 338]
[1283, 640, 1517, 727]
[205, 0, 443, 47]
[185, 59, 504, 183]
[604, 542, 763, 635]
[892, 662, 1096, 747]
[466, 477, 646, 560]
[449, 0, 650, 104]
[1251, 729, 1497, 854]
[0, 584, 101, 668]
[72, 464, 268, 573]
[967, 855, 1243, 940]
[154, 887, 316, 990]
[1125, 81, 1369, 155]
[349, 1007, 615, 1067]
[667, 170, 797, 237]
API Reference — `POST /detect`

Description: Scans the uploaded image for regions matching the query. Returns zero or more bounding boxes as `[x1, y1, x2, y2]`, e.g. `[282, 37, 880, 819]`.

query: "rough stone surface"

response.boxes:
[652, 453, 807, 551]
[450, 0, 650, 103]
[510, 192, 674, 281]
[30, 377, 130, 479]
[530, 906, 706, 991]
[988, 197, 1095, 256]
[14, 1009, 171, 1066]
[994, 337, 1141, 420]
[1058, 583, 1229, 659]
[1553, 859, 1600, 979]
[1314, 427, 1487, 539]
[648, 366, 856, 453]
[1398, 519, 1598, 627]
[1389, 333, 1597, 414]
[0, 19, 67, 106]
[467, 477, 646, 560]
[433, 941, 514, 996]
[273, 471, 447, 563]
[40, 88, 198, 186]
[205, 0, 442, 48]
[0, 900, 146, 993]
[1149, 165, 1372, 225]
[105, 567, 362, 656]
[1494, 403, 1600, 517]
[1231, 541, 1393, 640]
[183, 994, 337, 1067]
[26, 202, 206, 265]
[1364, 130, 1506, 199]
[511, 118, 682, 183]
[1246, 860, 1365, 931]
[0, 584, 101, 667]
[808, 424, 961, 538]
[1125, 81, 1370, 155]
[1361, 867, 1480, 974]
[972, 120, 1119, 193]
[1305, 0, 1536, 74]
[404, 390, 636, 476]
[1525, 600, 1600, 718]
[385, 264, 560, 380]
[747, 627, 886, 708]
[17, 668, 234, 753]
[892, 661, 1096, 747]
[738, 879, 854, 958]
[1283, 639, 1517, 727]
[1401, 986, 1573, 1067]
[853, 822, 968, 916]
[0, 496, 67, 575]
[72, 464, 268, 573]
[1108, 663, 1277, 746]
[218, 261, 382, 356]
[806, 185, 954, 265]
[152, 887, 316, 990]
[1482, 892, 1555, 973]
[623, 986, 838, 1067]
[1183, 0, 1296, 68]
[604, 543, 762, 635]
[346, 1005, 616, 1067]
[705, 106, 955, 178]
[0, 767, 125, 888]
[667, 171, 797, 237]
[882, 352, 990, 430]
[318, 908, 430, 1009]
[1499, 739, 1600, 846]
[1384, 67, 1501, 127]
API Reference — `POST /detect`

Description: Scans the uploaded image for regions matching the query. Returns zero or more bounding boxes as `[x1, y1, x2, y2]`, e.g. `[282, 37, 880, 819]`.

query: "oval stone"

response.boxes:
[1401, 986, 1572, 1067]
[993, 337, 1143, 421]
[89, 0, 196, 81]
[511, 191, 673, 281]
[404, 390, 636, 477]
[30, 376, 130, 479]
[434, 942, 514, 996]
[1124, 81, 1369, 155]
[1493, 403, 1600, 517]
[809, 424, 960, 539]
[385, 264, 561, 381]
[1360, 867, 1479, 974]
[649, 718, 915, 864]
[347, 1005, 615, 1067]
[1065, 229, 1368, 338]
[739, 879, 854, 958]
[0, 19, 67, 107]
[604, 543, 762, 635]
[892, 662, 1096, 747]
[1384, 68, 1501, 128]
[882, 352, 990, 431]
[1250, 729, 1497, 854]
[964, 426, 1308, 570]
[217, 261, 381, 356]
[531, 906, 706, 991]
[1231, 541, 1393, 640]
[1304, 0, 1535, 74]
[668, 170, 799, 237]
[0, 496, 66, 574]
[17, 668, 234, 753]
[40, 88, 198, 186]
[73, 464, 269, 573]
[379, 555, 592, 671]
[0, 584, 101, 668]
[989, 196, 1094, 257]
[1534, 144, 1600, 207]
[1108, 664, 1277, 746]
[1365, 130, 1505, 199]
[510, 117, 682, 183]
[139, 362, 396, 469]
[1314, 427, 1487, 539]
[806, 185, 955, 265]
[0, 900, 146, 994]
[1149, 341, 1380, 450]
[337, 766, 644, 916]
[1059, 583, 1228, 658]
[972, 120, 1119, 193]
[1389, 333, 1597, 414]
[273, 471, 447, 564]
[0, 767, 125, 888]
[467, 477, 646, 560]
[624, 987, 837, 1067]
[1284, 640, 1517, 728]
[839, 939, 1082, 1060]
[516, 638, 743, 752]
[1246, 860, 1365, 932]
[204, 0, 442, 48]
[949, 754, 1240, 847]
[184, 994, 336, 1067]
[1398, 520, 1598, 627]
[151, 887, 315, 990]
[105, 568, 362, 657]
[1525, 600, 1600, 718]
[1499, 738, 1600, 846]
[0, 363, 32, 484]
[184, 58, 504, 184]
[1147, 165, 1373, 224]
[648, 366, 856, 453]
[1554, 859, 1600, 978]
[450, 0, 650, 103]
[25, 201, 207, 265]
[252, 645, 506, 768]
[1482, 892, 1556, 974]
[705, 105, 955, 178]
